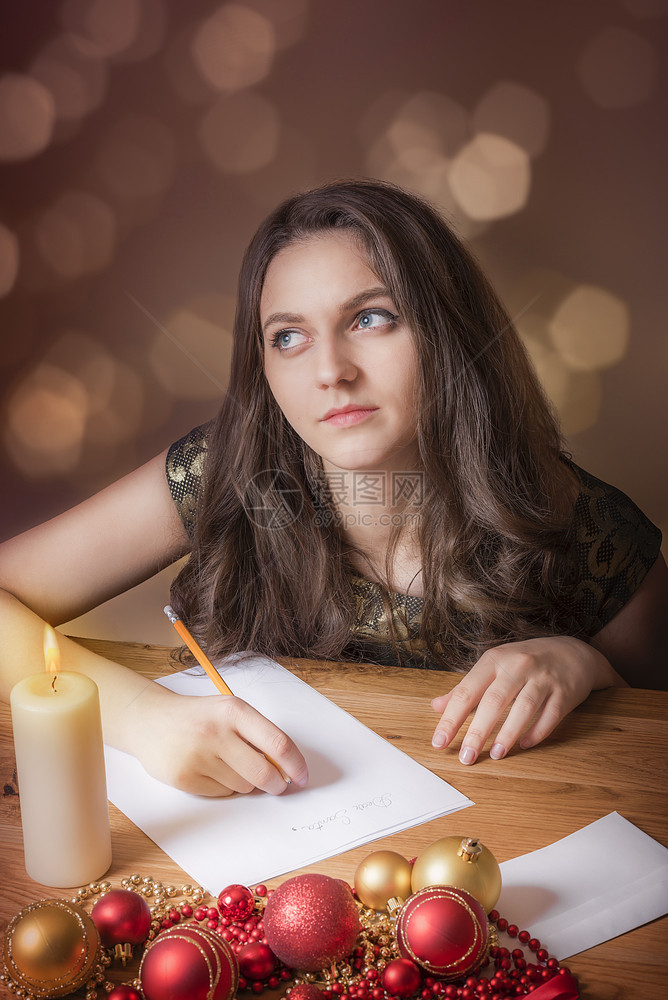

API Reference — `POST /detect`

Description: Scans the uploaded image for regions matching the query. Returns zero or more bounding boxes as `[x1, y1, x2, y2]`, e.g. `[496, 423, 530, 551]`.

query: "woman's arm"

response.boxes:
[0, 452, 308, 794]
[589, 554, 668, 689]
[430, 553, 668, 765]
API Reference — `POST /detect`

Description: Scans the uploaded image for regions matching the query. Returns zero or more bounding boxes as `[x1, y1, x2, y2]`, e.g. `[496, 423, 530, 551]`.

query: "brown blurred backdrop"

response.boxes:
[1, 0, 666, 644]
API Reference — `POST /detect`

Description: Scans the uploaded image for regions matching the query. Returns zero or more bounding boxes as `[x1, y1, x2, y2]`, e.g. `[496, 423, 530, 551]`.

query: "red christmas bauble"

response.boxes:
[91, 890, 151, 950]
[140, 924, 239, 1000]
[217, 884, 255, 922]
[381, 957, 422, 997]
[395, 886, 489, 981]
[238, 942, 276, 980]
[107, 987, 143, 1000]
[289, 985, 326, 1000]
[264, 874, 360, 971]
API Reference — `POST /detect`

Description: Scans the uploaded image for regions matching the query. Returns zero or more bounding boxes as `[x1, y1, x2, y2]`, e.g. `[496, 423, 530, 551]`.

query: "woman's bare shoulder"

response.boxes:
[0, 450, 191, 625]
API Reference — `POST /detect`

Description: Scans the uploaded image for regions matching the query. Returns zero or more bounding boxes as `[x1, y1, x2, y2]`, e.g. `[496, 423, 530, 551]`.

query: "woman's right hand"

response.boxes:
[128, 684, 309, 797]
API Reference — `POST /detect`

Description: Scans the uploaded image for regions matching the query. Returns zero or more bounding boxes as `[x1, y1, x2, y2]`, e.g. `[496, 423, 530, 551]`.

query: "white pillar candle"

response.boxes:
[10, 632, 112, 887]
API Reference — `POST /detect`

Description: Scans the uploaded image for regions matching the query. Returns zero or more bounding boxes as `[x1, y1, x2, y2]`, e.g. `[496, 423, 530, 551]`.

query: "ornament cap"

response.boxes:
[386, 896, 404, 917]
[457, 838, 482, 863]
[113, 942, 133, 965]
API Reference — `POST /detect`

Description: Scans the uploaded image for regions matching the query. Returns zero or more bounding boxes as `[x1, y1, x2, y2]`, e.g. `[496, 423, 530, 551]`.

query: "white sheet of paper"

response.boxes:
[104, 655, 472, 893]
[497, 812, 668, 959]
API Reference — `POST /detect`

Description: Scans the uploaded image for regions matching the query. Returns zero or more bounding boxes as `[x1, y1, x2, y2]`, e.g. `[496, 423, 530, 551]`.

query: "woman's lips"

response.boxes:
[321, 406, 378, 427]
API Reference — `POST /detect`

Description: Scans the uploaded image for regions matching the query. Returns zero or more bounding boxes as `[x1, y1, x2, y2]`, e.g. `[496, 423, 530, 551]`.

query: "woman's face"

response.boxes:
[261, 231, 420, 475]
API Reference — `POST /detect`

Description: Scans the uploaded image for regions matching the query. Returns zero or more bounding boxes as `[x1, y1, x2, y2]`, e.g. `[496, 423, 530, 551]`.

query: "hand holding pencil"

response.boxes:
[164, 605, 297, 787]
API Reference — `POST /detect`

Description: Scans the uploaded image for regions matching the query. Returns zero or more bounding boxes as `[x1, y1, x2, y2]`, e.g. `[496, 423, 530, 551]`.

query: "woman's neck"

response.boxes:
[321, 464, 424, 596]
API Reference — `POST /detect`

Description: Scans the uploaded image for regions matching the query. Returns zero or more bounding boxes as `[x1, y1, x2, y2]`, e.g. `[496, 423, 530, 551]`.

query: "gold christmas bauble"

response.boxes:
[411, 837, 502, 913]
[354, 850, 413, 911]
[2, 898, 101, 998]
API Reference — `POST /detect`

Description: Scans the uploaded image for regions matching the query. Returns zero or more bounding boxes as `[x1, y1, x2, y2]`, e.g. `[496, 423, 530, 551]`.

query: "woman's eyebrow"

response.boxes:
[262, 310, 304, 333]
[262, 286, 392, 334]
[342, 286, 392, 312]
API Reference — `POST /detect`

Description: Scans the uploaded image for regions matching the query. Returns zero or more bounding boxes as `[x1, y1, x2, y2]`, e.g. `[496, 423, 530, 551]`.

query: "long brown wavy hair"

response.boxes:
[170, 179, 580, 671]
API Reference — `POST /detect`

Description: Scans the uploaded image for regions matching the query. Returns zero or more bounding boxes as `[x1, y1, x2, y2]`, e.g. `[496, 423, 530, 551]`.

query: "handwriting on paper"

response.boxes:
[292, 793, 393, 833]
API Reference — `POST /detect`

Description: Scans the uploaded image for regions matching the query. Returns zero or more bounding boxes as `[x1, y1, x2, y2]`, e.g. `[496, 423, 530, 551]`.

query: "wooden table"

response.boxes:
[1, 639, 667, 999]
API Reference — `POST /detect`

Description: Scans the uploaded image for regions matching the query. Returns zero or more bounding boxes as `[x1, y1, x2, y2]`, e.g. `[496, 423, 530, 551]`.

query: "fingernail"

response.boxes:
[459, 746, 477, 765]
[432, 731, 447, 749]
[490, 743, 506, 760]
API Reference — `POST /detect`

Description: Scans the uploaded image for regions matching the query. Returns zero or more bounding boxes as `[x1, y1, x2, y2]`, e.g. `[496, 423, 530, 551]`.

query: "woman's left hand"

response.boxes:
[430, 635, 625, 764]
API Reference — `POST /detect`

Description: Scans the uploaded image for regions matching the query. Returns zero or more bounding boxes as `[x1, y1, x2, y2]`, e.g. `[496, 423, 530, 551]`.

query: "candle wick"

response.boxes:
[51, 674, 58, 693]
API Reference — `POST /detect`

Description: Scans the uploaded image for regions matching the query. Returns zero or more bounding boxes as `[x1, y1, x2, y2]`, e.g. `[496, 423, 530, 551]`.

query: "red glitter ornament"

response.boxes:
[218, 883, 255, 921]
[289, 985, 326, 1000]
[140, 923, 239, 1000]
[238, 942, 277, 980]
[380, 957, 422, 997]
[264, 874, 360, 971]
[396, 886, 489, 981]
[91, 889, 151, 962]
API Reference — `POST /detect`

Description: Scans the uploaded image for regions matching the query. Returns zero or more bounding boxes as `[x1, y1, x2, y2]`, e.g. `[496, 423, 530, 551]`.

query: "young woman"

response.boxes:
[1, 180, 665, 796]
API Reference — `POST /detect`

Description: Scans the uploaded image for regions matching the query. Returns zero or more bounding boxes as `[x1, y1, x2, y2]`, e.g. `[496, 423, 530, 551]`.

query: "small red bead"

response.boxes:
[496, 918, 508, 932]
[206, 918, 218, 929]
[558, 967, 571, 976]
[238, 977, 248, 991]
[528, 939, 540, 952]
[168, 908, 181, 922]
[160, 918, 172, 929]
[536, 949, 549, 963]
[506, 924, 518, 938]
[180, 904, 193, 917]
[518, 930, 530, 944]
[489, 909, 500, 922]
[255, 884, 267, 896]
[251, 982, 264, 994]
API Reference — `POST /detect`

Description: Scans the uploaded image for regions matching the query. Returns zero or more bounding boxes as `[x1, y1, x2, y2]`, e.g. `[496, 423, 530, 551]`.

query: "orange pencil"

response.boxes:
[163, 605, 290, 783]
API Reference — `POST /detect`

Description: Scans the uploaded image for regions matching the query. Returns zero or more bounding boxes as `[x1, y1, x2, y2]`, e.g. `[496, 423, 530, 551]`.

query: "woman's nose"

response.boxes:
[315, 336, 358, 388]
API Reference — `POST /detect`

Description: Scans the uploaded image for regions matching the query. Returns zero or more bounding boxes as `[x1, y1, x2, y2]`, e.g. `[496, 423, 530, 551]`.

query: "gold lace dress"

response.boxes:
[166, 425, 662, 669]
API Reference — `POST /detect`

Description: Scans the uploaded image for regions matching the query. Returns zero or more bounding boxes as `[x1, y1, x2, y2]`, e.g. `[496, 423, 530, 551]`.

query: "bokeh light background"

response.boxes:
[1, 0, 666, 644]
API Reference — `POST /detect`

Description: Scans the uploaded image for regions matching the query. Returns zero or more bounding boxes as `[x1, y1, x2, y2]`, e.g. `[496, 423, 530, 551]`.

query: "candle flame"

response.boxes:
[43, 625, 61, 675]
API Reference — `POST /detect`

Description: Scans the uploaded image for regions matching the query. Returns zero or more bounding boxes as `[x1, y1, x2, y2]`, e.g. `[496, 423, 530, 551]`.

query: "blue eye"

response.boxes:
[356, 309, 398, 330]
[270, 329, 308, 351]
